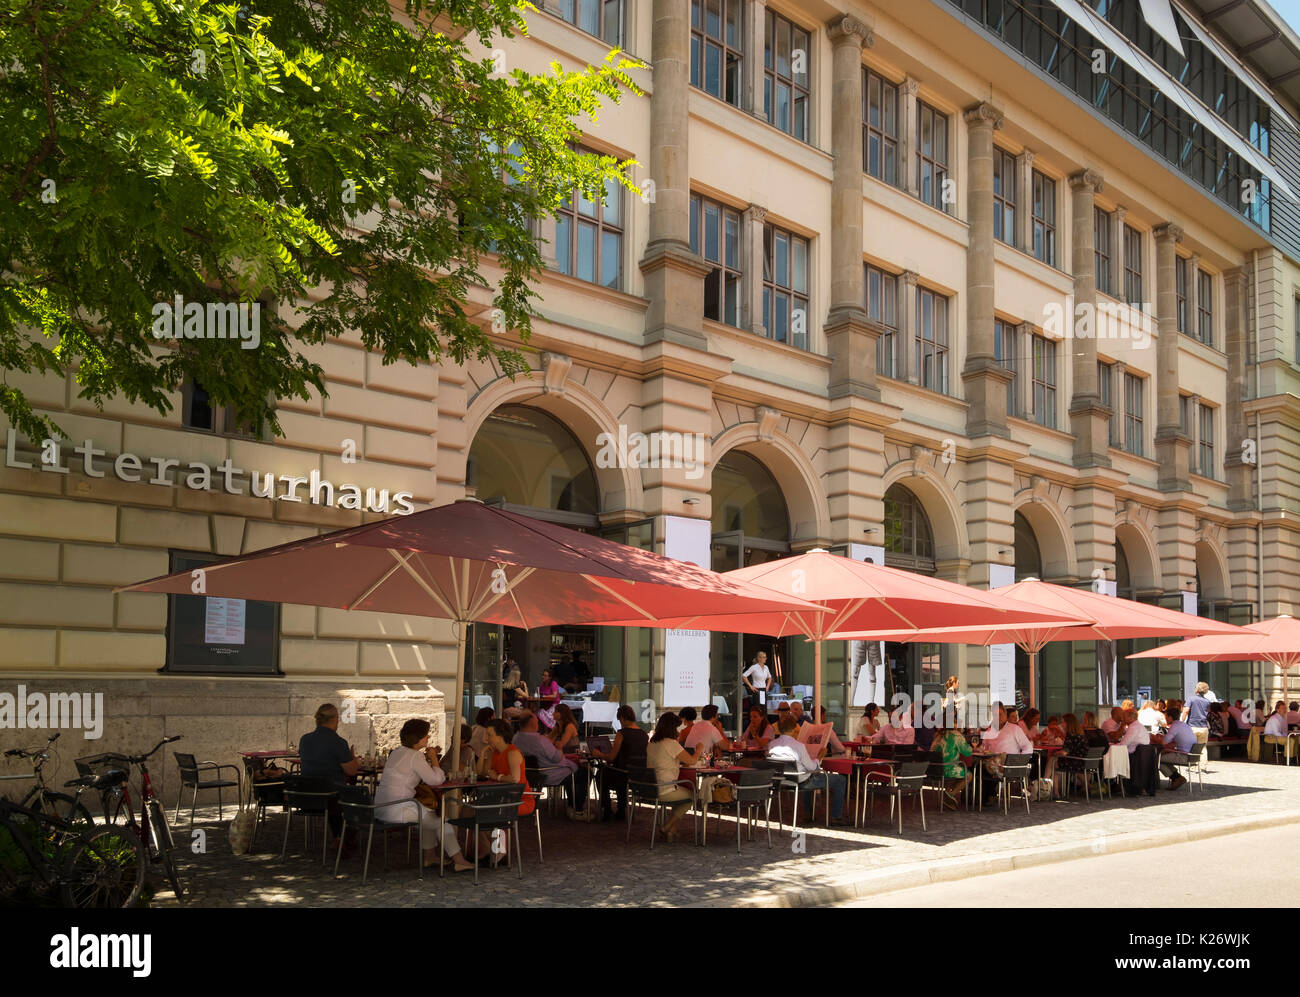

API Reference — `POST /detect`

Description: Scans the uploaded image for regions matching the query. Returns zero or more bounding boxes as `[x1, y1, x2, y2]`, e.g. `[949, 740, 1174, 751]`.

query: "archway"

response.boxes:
[878, 482, 947, 707]
[1012, 495, 1077, 581]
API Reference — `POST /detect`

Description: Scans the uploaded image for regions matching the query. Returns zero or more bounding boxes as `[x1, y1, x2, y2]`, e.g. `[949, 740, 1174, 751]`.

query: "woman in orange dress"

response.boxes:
[470, 719, 534, 864]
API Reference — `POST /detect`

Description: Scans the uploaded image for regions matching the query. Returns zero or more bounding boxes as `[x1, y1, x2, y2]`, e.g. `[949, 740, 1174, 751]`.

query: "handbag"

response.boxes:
[414, 783, 441, 811]
[710, 779, 734, 804]
[228, 809, 257, 855]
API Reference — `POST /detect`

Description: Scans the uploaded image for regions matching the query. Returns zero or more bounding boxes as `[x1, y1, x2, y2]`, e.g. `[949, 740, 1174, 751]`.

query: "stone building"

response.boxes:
[3, 0, 1299, 791]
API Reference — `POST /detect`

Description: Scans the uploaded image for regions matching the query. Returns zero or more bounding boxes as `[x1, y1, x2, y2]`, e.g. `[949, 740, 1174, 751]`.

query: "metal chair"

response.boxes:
[334, 785, 425, 883]
[755, 758, 825, 834]
[446, 783, 525, 883]
[999, 753, 1034, 815]
[1064, 746, 1108, 802]
[699, 768, 775, 851]
[173, 752, 241, 826]
[1159, 750, 1203, 792]
[249, 778, 286, 852]
[922, 758, 949, 815]
[523, 754, 575, 817]
[625, 766, 696, 849]
[864, 761, 930, 832]
[280, 774, 338, 864]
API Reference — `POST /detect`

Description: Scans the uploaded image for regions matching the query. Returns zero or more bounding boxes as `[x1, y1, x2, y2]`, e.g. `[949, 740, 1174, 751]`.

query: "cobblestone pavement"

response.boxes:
[152, 760, 1300, 908]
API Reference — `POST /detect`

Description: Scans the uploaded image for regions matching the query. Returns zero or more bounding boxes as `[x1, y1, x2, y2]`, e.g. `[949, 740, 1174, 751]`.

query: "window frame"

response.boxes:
[1123, 224, 1143, 306]
[1176, 256, 1189, 334]
[1197, 269, 1214, 347]
[1095, 207, 1113, 296]
[915, 285, 950, 395]
[993, 148, 1017, 246]
[917, 101, 950, 211]
[164, 550, 282, 676]
[1199, 403, 1215, 478]
[554, 157, 624, 291]
[691, 0, 744, 107]
[181, 381, 260, 440]
[1123, 371, 1145, 458]
[553, 0, 624, 46]
[863, 67, 900, 186]
[764, 8, 810, 142]
[1099, 360, 1120, 447]
[762, 222, 810, 350]
[866, 262, 900, 378]
[689, 192, 743, 328]
[1031, 334, 1057, 429]
[1031, 170, 1057, 266]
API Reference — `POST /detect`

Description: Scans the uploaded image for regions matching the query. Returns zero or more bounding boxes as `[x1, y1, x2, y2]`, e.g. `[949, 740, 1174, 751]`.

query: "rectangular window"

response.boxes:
[1176, 256, 1189, 334]
[165, 551, 281, 675]
[556, 0, 623, 45]
[764, 10, 809, 142]
[993, 149, 1016, 245]
[763, 224, 809, 349]
[995, 319, 1016, 417]
[555, 166, 623, 290]
[182, 381, 258, 438]
[691, 0, 743, 106]
[1095, 207, 1113, 296]
[917, 102, 949, 210]
[690, 193, 742, 327]
[916, 286, 950, 394]
[1099, 361, 1119, 447]
[1123, 225, 1143, 306]
[1179, 394, 1193, 437]
[866, 263, 899, 377]
[1199, 403, 1215, 478]
[863, 69, 899, 186]
[1197, 269, 1214, 347]
[1032, 171, 1056, 266]
[1031, 335, 1057, 429]
[1123, 372, 1145, 457]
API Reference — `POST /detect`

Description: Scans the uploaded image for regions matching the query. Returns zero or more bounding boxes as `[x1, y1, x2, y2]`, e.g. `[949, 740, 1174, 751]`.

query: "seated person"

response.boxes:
[298, 702, 361, 848]
[1081, 711, 1110, 749]
[1018, 708, 1041, 740]
[1264, 701, 1290, 739]
[817, 706, 849, 756]
[548, 703, 580, 753]
[646, 713, 705, 841]
[469, 707, 495, 759]
[472, 719, 535, 862]
[913, 704, 938, 752]
[1119, 708, 1151, 753]
[736, 706, 776, 749]
[1137, 700, 1164, 733]
[1206, 701, 1229, 739]
[1036, 715, 1065, 746]
[593, 704, 648, 821]
[502, 666, 529, 714]
[676, 706, 698, 745]
[1100, 706, 1125, 741]
[871, 706, 917, 745]
[1288, 702, 1300, 728]
[930, 722, 972, 809]
[1253, 699, 1267, 726]
[977, 705, 1034, 803]
[534, 669, 563, 730]
[856, 703, 882, 739]
[512, 711, 588, 813]
[789, 701, 811, 727]
[1154, 707, 1196, 790]
[684, 703, 733, 759]
[766, 715, 848, 825]
[1047, 713, 1090, 791]
[1227, 700, 1250, 734]
[374, 719, 474, 872]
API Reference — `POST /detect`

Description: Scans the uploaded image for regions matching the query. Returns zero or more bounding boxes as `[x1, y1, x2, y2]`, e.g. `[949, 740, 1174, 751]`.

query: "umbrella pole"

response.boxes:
[1028, 650, 1037, 713]
[450, 621, 468, 771]
[813, 640, 821, 725]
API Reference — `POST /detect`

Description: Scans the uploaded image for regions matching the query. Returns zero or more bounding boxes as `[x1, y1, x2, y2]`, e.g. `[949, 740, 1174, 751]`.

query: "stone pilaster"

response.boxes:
[1012, 320, 1033, 419]
[896, 270, 919, 385]
[640, 0, 711, 350]
[1016, 148, 1035, 255]
[1111, 205, 1127, 300]
[824, 14, 879, 400]
[1189, 393, 1202, 475]
[1223, 265, 1253, 510]
[744, 0, 767, 119]
[901, 76, 920, 198]
[1153, 222, 1191, 491]
[1156, 505, 1197, 595]
[962, 102, 1011, 439]
[1067, 168, 1110, 467]
[742, 203, 767, 337]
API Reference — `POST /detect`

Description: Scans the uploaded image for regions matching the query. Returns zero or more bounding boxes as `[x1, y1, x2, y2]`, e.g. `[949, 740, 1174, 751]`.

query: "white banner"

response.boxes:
[847, 543, 886, 707]
[987, 564, 1016, 709]
[1182, 591, 1198, 702]
[662, 516, 712, 709]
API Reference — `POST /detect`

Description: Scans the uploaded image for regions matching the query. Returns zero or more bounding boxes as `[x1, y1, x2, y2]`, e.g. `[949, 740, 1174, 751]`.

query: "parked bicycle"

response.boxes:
[2, 733, 95, 825]
[79, 735, 187, 900]
[0, 771, 146, 908]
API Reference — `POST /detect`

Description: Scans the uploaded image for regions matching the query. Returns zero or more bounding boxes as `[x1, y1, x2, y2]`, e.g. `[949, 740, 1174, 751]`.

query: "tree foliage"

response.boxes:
[0, 0, 640, 440]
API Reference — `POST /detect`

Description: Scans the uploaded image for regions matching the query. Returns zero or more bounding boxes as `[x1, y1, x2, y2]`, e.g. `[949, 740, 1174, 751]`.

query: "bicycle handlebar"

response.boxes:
[126, 734, 182, 764]
[3, 732, 60, 759]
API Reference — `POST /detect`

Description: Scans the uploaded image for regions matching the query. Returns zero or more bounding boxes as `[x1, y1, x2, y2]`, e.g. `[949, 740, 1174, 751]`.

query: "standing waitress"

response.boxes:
[742, 650, 774, 717]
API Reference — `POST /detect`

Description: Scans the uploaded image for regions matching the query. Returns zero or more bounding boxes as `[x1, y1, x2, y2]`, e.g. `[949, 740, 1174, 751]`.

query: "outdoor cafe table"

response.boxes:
[822, 755, 895, 827]
[239, 750, 299, 804]
[679, 765, 746, 844]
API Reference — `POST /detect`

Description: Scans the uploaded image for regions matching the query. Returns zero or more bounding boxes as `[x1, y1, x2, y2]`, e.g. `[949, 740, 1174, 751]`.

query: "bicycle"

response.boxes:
[0, 772, 146, 908]
[2, 733, 96, 825]
[81, 735, 187, 900]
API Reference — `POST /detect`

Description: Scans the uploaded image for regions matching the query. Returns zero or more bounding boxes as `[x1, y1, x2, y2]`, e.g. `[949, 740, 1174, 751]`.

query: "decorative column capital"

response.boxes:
[1018, 147, 1035, 168]
[744, 203, 768, 224]
[1153, 222, 1184, 244]
[901, 269, 920, 288]
[826, 14, 872, 49]
[962, 101, 1004, 130]
[902, 75, 920, 98]
[1069, 168, 1104, 194]
[1113, 205, 1127, 226]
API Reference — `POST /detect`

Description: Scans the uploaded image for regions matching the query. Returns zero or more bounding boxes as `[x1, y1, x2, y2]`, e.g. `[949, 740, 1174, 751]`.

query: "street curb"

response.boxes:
[706, 809, 1300, 908]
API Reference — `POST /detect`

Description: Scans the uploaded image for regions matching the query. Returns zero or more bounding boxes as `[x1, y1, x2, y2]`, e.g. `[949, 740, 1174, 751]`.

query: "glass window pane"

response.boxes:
[763, 287, 771, 335]
[706, 0, 721, 38]
[706, 42, 721, 97]
[793, 30, 809, 86]
[689, 197, 699, 253]
[602, 177, 621, 226]
[556, 213, 572, 275]
[580, 0, 599, 35]
[868, 76, 880, 125]
[774, 231, 789, 288]
[724, 273, 739, 326]
[692, 0, 701, 29]
[792, 237, 807, 294]
[868, 269, 881, 320]
[725, 210, 738, 269]
[577, 187, 597, 218]
[725, 0, 739, 48]
[765, 9, 773, 68]
[774, 294, 788, 343]
[776, 18, 790, 77]
[884, 85, 896, 135]
[704, 202, 720, 262]
[884, 276, 896, 327]
[601, 231, 621, 289]
[690, 36, 701, 88]
[603, 0, 621, 45]
[793, 94, 806, 142]
[777, 82, 790, 133]
[577, 221, 597, 282]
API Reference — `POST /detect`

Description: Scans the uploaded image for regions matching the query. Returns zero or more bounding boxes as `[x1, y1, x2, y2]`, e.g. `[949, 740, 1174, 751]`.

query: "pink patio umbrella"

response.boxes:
[1127, 615, 1300, 698]
[117, 500, 829, 762]
[595, 551, 1089, 721]
[830, 578, 1249, 710]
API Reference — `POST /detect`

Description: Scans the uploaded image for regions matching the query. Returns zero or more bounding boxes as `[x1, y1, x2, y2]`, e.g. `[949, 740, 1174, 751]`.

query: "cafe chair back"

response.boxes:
[701, 767, 775, 852]
[864, 761, 930, 833]
[280, 774, 338, 865]
[173, 751, 241, 827]
[447, 782, 525, 883]
[625, 766, 696, 850]
[334, 785, 423, 885]
[999, 753, 1034, 816]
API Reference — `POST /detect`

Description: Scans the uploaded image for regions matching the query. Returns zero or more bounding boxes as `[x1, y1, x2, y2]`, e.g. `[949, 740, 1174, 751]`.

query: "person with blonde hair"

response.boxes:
[1137, 699, 1164, 733]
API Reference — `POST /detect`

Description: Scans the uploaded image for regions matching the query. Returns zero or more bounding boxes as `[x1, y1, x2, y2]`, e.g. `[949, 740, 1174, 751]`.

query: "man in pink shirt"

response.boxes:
[1119, 709, 1151, 753]
[871, 706, 916, 745]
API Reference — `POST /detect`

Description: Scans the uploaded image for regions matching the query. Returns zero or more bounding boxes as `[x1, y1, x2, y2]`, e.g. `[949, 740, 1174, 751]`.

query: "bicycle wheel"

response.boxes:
[61, 825, 146, 908]
[40, 792, 95, 828]
[146, 799, 184, 899]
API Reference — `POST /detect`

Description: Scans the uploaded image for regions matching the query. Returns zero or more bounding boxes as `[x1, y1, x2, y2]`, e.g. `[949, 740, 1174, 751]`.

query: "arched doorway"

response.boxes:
[464, 405, 653, 723]
[710, 450, 792, 731]
[1012, 510, 1074, 715]
[880, 483, 946, 706]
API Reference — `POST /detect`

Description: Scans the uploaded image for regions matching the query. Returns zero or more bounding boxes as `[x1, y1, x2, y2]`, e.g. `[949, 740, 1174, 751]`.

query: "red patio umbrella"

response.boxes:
[596, 550, 1088, 721]
[117, 500, 829, 762]
[830, 578, 1249, 710]
[1127, 615, 1300, 697]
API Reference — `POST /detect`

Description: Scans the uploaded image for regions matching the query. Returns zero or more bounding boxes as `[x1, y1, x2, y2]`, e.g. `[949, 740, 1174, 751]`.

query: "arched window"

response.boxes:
[1014, 511, 1043, 581]
[883, 483, 935, 574]
[710, 450, 790, 542]
[467, 405, 598, 518]
[1116, 542, 1134, 600]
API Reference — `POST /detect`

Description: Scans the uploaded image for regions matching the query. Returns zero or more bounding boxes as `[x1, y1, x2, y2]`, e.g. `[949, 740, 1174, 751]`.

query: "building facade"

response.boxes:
[3, 0, 1300, 785]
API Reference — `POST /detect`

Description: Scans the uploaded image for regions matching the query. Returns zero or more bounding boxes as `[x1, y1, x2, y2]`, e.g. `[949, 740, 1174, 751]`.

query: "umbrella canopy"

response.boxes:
[830, 578, 1248, 710]
[1127, 615, 1300, 673]
[117, 500, 829, 759]
[598, 550, 1089, 721]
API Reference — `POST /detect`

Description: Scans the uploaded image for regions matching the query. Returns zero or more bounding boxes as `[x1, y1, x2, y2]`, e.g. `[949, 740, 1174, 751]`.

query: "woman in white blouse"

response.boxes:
[374, 719, 474, 872]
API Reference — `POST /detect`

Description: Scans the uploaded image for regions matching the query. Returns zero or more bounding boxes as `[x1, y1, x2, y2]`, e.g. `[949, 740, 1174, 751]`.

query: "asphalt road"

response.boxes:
[836, 824, 1298, 906]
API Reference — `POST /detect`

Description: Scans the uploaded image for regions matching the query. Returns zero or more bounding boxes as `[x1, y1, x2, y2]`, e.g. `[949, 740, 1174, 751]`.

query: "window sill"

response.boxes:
[992, 242, 1073, 293]
[537, 266, 648, 312]
[862, 174, 968, 247]
[704, 319, 830, 367]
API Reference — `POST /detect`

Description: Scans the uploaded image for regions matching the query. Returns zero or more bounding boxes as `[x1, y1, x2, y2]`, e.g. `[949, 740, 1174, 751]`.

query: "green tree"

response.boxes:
[0, 0, 639, 441]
